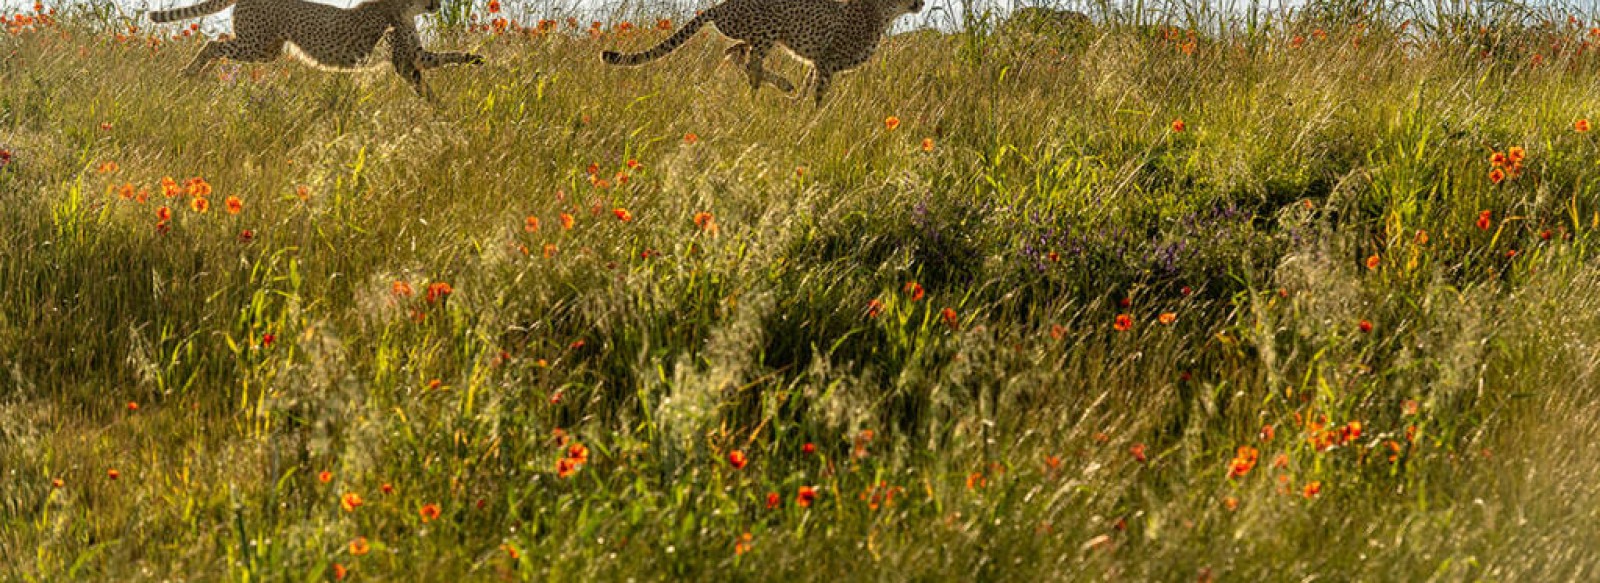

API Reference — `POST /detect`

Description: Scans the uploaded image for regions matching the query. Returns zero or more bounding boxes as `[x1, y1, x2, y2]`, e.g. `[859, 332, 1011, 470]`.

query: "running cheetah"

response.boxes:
[147, 0, 484, 101]
[601, 0, 925, 104]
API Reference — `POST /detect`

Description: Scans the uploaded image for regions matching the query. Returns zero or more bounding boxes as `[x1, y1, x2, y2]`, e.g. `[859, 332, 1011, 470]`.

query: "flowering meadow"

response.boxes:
[3, 0, 1600, 579]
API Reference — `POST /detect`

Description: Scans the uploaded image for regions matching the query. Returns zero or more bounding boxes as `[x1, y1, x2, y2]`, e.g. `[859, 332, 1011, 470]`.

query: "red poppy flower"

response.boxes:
[1130, 443, 1147, 462]
[1577, 119, 1591, 133]
[940, 307, 959, 329]
[426, 282, 453, 303]
[419, 503, 441, 522]
[1170, 118, 1186, 132]
[903, 281, 924, 301]
[613, 208, 633, 222]
[728, 450, 748, 470]
[766, 492, 781, 509]
[802, 442, 816, 455]
[1476, 210, 1492, 231]
[1113, 314, 1133, 331]
[796, 486, 817, 508]
[1359, 319, 1373, 333]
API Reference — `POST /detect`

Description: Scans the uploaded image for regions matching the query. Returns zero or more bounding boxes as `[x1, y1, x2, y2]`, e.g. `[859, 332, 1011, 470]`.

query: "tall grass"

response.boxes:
[2, 0, 1600, 579]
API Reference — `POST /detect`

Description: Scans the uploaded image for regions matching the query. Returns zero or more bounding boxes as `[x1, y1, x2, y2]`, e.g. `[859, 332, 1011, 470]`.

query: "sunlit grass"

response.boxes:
[3, 0, 1600, 579]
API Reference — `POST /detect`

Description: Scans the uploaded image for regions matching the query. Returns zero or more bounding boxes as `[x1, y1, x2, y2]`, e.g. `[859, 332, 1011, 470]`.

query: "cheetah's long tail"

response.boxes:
[148, 0, 237, 23]
[601, 12, 711, 66]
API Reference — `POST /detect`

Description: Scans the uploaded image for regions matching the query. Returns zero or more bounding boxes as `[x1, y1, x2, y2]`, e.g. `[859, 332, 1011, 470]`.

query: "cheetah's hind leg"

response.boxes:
[726, 42, 794, 94]
[183, 38, 281, 76]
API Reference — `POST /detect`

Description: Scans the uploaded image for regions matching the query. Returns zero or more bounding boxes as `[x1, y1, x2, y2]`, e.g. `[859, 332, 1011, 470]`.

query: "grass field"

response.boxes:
[3, 0, 1600, 579]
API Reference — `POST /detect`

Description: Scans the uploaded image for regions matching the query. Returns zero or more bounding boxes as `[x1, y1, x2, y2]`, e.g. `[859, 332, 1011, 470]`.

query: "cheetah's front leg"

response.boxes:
[387, 28, 445, 102]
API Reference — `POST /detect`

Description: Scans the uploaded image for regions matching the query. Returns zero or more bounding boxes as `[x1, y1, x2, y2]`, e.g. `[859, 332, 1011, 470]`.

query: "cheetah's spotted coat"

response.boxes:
[601, 0, 924, 104]
[148, 0, 483, 100]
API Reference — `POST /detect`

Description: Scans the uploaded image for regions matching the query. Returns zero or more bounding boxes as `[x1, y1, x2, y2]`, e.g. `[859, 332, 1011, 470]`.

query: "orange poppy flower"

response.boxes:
[426, 282, 453, 303]
[940, 307, 959, 329]
[96, 161, 119, 174]
[341, 492, 364, 512]
[381, 483, 394, 495]
[332, 564, 347, 580]
[1226, 445, 1258, 479]
[921, 137, 934, 152]
[1157, 312, 1176, 325]
[1130, 443, 1147, 462]
[865, 299, 884, 318]
[127, 401, 138, 411]
[419, 503, 441, 522]
[613, 208, 632, 222]
[295, 185, 311, 200]
[318, 470, 332, 483]
[766, 492, 781, 509]
[1113, 314, 1133, 331]
[965, 472, 986, 490]
[884, 116, 900, 130]
[734, 532, 754, 555]
[1223, 496, 1239, 511]
[392, 281, 413, 298]
[1170, 118, 1185, 132]
[1302, 481, 1321, 498]
[1476, 210, 1492, 230]
[693, 211, 715, 230]
[107, 468, 120, 480]
[567, 442, 589, 465]
[657, 19, 672, 30]
[683, 132, 699, 144]
[903, 281, 924, 301]
[1365, 254, 1380, 270]
[1414, 230, 1429, 245]
[1402, 400, 1419, 416]
[348, 537, 370, 556]
[52, 478, 64, 488]
[796, 485, 817, 507]
[1489, 151, 1507, 167]
[116, 183, 135, 199]
[487, 0, 500, 12]
[1507, 146, 1525, 164]
[190, 197, 209, 213]
[524, 216, 539, 232]
[156, 206, 172, 222]
[185, 177, 211, 198]
[1576, 119, 1591, 133]
[728, 450, 748, 469]
[224, 196, 242, 214]
[542, 243, 558, 258]
[1489, 168, 1505, 184]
